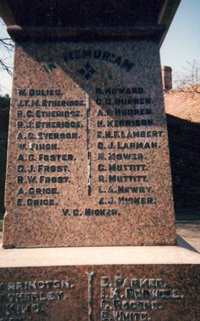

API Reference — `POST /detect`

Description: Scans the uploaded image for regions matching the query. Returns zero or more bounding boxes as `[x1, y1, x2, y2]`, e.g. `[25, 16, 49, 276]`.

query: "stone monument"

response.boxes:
[0, 0, 200, 320]
[2, 0, 178, 248]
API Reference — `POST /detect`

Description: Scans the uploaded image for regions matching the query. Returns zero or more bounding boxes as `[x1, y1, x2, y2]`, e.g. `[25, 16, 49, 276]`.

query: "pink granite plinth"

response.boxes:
[0, 239, 200, 321]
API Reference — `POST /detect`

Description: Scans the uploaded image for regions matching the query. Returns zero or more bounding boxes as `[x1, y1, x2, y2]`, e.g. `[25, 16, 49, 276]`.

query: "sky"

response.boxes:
[160, 0, 200, 81]
[0, 18, 14, 95]
[0, 0, 200, 96]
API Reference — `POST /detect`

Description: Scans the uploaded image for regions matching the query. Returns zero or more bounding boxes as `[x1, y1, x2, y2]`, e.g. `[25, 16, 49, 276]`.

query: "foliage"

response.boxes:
[0, 94, 10, 132]
[0, 94, 10, 108]
[0, 95, 9, 218]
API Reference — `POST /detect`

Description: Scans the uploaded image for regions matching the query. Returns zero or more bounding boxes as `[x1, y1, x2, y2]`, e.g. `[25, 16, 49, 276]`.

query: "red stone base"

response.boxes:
[0, 239, 199, 321]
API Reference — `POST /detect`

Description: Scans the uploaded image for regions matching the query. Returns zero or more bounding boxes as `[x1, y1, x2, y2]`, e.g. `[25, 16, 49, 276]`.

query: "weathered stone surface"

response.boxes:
[3, 40, 175, 247]
[0, 2, 199, 321]
[0, 243, 200, 321]
[1, 3, 198, 321]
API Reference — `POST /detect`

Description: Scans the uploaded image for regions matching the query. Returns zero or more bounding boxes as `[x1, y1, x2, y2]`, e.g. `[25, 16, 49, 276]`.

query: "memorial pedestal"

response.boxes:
[0, 239, 200, 321]
[1, 1, 200, 320]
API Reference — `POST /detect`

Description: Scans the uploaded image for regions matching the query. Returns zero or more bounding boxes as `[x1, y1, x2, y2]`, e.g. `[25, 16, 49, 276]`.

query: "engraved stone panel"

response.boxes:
[3, 40, 175, 247]
[0, 264, 199, 321]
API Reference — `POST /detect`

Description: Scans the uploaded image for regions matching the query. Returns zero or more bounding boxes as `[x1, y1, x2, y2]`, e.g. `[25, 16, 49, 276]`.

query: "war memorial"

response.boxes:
[0, 0, 199, 320]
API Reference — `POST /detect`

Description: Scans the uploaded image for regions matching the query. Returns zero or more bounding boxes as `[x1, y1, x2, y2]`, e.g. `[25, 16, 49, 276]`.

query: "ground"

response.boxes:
[176, 222, 200, 252]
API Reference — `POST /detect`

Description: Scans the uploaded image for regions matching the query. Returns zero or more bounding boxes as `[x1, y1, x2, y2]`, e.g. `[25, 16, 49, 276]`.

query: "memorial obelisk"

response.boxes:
[0, 1, 200, 321]
[2, 1, 178, 248]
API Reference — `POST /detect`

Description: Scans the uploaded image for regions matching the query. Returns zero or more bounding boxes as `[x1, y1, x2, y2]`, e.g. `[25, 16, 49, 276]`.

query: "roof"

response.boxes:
[164, 85, 200, 123]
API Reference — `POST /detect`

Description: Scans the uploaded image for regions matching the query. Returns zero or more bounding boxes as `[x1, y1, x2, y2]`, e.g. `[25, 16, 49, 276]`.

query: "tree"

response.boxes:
[175, 60, 200, 94]
[0, 18, 14, 94]
[0, 94, 10, 129]
[0, 36, 14, 75]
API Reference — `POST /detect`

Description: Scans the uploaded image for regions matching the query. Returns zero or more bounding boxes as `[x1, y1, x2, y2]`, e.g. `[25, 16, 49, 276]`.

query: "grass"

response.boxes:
[0, 219, 3, 232]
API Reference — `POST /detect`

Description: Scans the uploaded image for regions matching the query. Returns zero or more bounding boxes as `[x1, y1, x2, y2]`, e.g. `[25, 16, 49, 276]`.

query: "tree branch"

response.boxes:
[174, 60, 200, 94]
[0, 58, 12, 75]
[0, 38, 14, 51]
